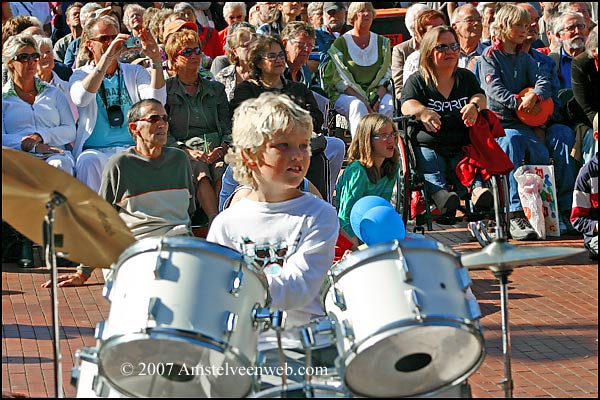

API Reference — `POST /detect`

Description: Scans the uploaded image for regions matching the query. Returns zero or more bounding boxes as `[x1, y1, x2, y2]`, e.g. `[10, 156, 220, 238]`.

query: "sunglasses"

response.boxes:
[136, 114, 169, 124]
[90, 34, 118, 44]
[263, 51, 286, 61]
[177, 47, 202, 57]
[13, 52, 41, 63]
[433, 42, 460, 53]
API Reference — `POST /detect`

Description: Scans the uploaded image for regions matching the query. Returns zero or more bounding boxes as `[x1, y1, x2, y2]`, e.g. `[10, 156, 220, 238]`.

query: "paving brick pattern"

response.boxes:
[2, 222, 597, 398]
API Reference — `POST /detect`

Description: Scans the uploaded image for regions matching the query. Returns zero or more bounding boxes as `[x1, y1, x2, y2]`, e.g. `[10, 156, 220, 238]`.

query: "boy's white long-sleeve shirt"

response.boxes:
[207, 194, 339, 332]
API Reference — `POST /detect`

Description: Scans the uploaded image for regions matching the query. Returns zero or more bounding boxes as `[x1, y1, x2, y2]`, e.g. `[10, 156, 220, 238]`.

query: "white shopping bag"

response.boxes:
[515, 166, 546, 239]
[525, 165, 561, 237]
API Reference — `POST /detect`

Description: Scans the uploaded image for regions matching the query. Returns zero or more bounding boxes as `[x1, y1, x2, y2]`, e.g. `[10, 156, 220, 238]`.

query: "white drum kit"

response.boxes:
[71, 237, 485, 398]
[2, 147, 584, 398]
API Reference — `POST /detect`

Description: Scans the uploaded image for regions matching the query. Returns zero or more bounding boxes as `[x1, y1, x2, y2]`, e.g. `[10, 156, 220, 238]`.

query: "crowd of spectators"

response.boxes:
[2, 2, 598, 258]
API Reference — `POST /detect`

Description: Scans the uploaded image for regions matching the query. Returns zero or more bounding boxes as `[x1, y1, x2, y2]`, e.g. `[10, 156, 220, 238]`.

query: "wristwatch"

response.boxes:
[470, 101, 481, 112]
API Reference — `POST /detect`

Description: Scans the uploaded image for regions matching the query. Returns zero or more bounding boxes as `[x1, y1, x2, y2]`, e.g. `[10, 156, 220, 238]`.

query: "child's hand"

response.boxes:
[518, 92, 538, 113]
[207, 147, 225, 163]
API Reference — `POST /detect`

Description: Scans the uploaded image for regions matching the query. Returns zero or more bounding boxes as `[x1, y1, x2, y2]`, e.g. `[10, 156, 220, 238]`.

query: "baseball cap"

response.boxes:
[323, 2, 345, 13]
[515, 87, 554, 127]
[163, 20, 198, 42]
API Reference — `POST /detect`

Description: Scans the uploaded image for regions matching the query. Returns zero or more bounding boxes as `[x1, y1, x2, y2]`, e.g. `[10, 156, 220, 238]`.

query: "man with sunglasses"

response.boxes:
[69, 15, 166, 194]
[44, 99, 195, 288]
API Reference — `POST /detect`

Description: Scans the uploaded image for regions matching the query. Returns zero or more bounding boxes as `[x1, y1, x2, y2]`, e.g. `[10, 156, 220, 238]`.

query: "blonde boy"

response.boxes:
[207, 93, 339, 341]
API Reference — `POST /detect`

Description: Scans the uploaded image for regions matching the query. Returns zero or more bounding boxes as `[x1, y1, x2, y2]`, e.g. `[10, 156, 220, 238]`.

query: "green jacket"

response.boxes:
[322, 34, 392, 104]
[165, 75, 232, 152]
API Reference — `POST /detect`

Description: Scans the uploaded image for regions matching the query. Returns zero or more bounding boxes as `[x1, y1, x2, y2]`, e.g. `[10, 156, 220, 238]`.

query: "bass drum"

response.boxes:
[96, 237, 270, 398]
[321, 239, 484, 397]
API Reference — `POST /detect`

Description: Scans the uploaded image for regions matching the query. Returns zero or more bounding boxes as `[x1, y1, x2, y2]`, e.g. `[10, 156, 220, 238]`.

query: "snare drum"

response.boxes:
[96, 237, 270, 398]
[320, 239, 484, 398]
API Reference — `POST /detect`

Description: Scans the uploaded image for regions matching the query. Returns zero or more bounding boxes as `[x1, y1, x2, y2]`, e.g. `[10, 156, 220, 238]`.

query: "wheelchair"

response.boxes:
[391, 115, 511, 247]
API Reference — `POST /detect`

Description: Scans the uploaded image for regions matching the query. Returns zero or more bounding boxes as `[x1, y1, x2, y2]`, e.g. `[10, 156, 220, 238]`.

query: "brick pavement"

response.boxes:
[2, 222, 597, 398]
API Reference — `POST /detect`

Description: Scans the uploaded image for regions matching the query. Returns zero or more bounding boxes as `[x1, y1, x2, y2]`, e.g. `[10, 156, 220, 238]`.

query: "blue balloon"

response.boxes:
[350, 196, 392, 238]
[359, 205, 406, 245]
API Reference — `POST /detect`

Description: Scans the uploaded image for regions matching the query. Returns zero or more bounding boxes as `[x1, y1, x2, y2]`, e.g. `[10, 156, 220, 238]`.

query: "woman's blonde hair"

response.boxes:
[418, 26, 460, 87]
[225, 25, 256, 65]
[491, 4, 530, 43]
[347, 2, 376, 25]
[347, 113, 400, 183]
[2, 33, 39, 80]
[227, 92, 313, 187]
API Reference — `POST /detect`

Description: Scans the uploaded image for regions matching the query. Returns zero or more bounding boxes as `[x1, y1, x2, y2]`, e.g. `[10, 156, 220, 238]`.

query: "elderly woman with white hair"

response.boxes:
[322, 2, 394, 138]
[2, 34, 76, 175]
[33, 35, 78, 121]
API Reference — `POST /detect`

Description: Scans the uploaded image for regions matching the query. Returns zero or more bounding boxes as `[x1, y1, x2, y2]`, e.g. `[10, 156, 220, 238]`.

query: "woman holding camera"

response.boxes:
[70, 15, 165, 192]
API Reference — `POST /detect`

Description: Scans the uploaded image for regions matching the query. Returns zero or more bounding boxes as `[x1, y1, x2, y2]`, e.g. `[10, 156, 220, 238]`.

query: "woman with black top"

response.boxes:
[400, 25, 489, 215]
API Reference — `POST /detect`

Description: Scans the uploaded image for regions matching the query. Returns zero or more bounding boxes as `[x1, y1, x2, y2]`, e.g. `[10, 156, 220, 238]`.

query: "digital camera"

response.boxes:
[123, 36, 142, 49]
[107, 105, 125, 127]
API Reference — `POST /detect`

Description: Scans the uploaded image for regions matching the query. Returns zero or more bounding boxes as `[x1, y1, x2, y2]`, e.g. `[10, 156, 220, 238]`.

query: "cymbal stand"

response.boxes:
[493, 267, 514, 398]
[44, 191, 66, 398]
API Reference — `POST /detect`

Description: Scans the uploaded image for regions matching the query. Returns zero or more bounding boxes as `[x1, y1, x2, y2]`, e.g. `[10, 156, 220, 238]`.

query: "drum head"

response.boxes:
[98, 332, 252, 398]
[343, 324, 483, 397]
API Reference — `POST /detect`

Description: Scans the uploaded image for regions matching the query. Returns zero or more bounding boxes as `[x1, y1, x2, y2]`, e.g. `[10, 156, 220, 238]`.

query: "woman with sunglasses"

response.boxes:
[164, 29, 231, 226]
[400, 26, 489, 216]
[230, 34, 323, 130]
[2, 33, 76, 175]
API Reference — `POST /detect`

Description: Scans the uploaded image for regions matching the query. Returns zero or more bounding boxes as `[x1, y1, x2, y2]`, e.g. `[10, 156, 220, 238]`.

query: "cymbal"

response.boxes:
[462, 240, 585, 272]
[2, 147, 135, 269]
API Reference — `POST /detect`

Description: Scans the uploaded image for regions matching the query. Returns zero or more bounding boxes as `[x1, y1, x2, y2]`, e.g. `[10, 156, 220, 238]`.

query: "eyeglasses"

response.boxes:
[13, 52, 41, 63]
[433, 42, 461, 53]
[262, 51, 286, 61]
[372, 133, 398, 141]
[457, 17, 482, 24]
[290, 39, 314, 50]
[90, 34, 117, 44]
[176, 47, 202, 57]
[562, 23, 586, 33]
[136, 114, 169, 124]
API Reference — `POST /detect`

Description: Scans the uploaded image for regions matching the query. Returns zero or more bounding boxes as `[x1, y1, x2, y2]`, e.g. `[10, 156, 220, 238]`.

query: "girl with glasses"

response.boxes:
[335, 113, 400, 246]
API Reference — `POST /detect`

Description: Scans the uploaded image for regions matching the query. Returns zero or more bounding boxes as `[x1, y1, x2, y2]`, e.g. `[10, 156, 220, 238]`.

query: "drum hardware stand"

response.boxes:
[493, 266, 514, 398]
[44, 191, 67, 398]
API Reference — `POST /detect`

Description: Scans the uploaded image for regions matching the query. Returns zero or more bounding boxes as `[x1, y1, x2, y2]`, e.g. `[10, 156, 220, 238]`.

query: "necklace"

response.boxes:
[179, 77, 199, 86]
[354, 35, 370, 49]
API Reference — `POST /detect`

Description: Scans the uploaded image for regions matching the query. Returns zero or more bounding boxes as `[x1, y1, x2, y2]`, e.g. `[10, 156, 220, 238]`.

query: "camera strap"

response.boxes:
[99, 67, 122, 110]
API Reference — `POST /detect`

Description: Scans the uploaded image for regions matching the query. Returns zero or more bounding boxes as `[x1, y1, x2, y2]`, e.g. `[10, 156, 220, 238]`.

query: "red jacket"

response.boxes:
[455, 110, 514, 187]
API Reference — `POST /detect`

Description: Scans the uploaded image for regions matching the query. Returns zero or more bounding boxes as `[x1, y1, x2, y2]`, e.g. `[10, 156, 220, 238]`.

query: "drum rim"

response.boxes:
[320, 243, 463, 309]
[112, 236, 270, 293]
[97, 330, 255, 397]
[335, 316, 485, 398]
[250, 382, 347, 398]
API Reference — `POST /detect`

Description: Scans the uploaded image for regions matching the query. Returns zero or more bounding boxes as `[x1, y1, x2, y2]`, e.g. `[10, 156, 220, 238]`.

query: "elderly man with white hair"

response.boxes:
[218, 2, 247, 52]
[391, 2, 430, 98]
[549, 10, 588, 89]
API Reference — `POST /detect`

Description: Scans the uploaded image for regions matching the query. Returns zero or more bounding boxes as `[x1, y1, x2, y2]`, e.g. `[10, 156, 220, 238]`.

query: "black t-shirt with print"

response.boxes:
[401, 68, 484, 155]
